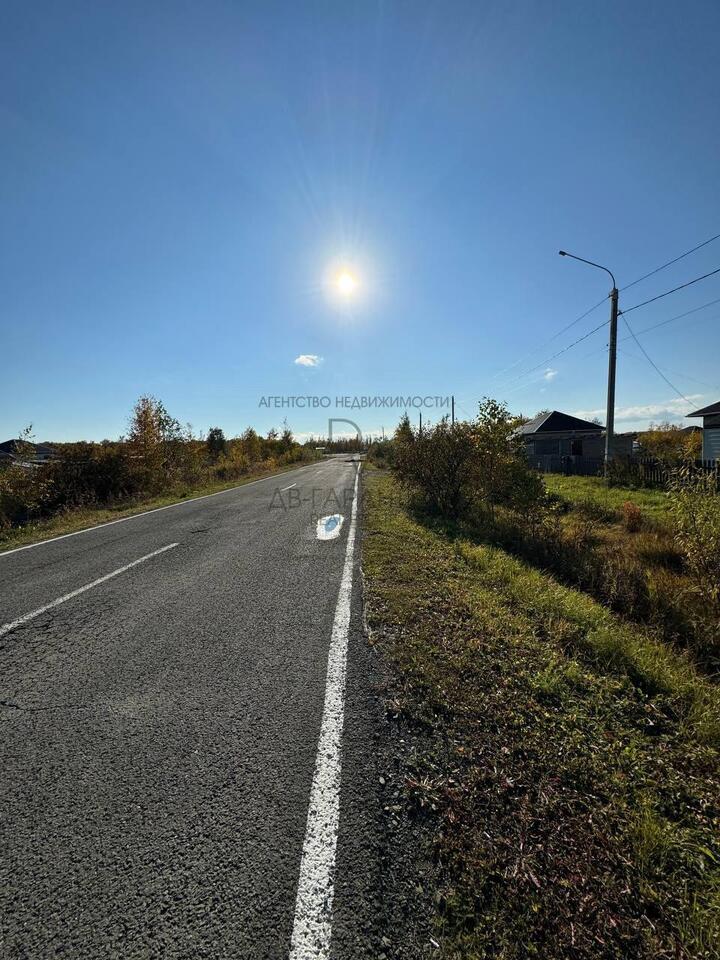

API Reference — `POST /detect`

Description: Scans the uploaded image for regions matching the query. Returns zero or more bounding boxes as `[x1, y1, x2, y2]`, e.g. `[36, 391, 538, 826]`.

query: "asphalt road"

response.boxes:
[0, 457, 384, 959]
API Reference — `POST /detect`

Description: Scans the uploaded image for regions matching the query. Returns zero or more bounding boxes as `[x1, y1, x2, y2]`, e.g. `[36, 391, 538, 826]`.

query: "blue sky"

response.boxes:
[2, 0, 719, 442]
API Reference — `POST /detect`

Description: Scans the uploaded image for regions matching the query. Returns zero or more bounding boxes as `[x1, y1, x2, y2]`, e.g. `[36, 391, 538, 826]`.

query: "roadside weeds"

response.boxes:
[0, 460, 317, 554]
[362, 469, 720, 959]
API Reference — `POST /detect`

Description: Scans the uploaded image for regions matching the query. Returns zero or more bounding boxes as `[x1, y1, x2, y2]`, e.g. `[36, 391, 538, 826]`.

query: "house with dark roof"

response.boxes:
[514, 410, 633, 460]
[686, 400, 720, 461]
[0, 439, 56, 465]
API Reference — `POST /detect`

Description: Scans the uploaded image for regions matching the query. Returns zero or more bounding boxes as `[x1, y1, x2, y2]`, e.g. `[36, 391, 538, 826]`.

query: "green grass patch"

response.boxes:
[544, 474, 671, 524]
[0, 460, 309, 553]
[517, 474, 717, 665]
[363, 469, 720, 959]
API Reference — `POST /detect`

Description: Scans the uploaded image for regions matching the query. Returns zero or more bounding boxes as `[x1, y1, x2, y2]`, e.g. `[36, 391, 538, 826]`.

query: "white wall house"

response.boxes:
[687, 401, 720, 462]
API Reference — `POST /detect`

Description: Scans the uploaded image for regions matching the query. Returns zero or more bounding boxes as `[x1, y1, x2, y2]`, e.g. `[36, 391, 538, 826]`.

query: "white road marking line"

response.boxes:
[281, 482, 297, 491]
[290, 465, 360, 960]
[0, 543, 179, 638]
[0, 461, 327, 559]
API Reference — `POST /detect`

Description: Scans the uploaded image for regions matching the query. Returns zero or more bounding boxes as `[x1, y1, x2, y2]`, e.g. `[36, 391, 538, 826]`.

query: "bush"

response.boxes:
[639, 421, 702, 462]
[44, 443, 139, 509]
[0, 398, 319, 537]
[0, 462, 53, 525]
[668, 468, 720, 659]
[367, 440, 395, 468]
[456, 398, 547, 522]
[393, 415, 477, 518]
[213, 446, 250, 480]
[622, 500, 643, 532]
[392, 400, 545, 522]
[239, 428, 262, 463]
[669, 467, 720, 603]
[575, 496, 614, 525]
[206, 427, 227, 462]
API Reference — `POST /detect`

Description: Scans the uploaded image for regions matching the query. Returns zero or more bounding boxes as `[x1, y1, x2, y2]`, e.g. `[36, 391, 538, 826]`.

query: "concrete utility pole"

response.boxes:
[605, 286, 619, 465]
[559, 250, 618, 473]
[419, 411, 423, 435]
[451, 395, 455, 425]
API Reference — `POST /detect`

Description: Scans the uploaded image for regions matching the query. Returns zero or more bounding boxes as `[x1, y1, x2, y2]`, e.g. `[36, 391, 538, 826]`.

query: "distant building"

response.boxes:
[0, 439, 56, 465]
[686, 401, 720, 461]
[513, 410, 633, 459]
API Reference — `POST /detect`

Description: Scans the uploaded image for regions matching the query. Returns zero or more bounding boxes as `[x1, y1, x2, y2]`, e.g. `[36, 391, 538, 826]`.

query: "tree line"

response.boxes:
[0, 396, 317, 529]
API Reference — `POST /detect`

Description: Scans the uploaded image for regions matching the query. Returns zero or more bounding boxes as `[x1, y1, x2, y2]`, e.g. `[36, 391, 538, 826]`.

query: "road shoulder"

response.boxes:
[331, 468, 436, 960]
[359, 468, 720, 959]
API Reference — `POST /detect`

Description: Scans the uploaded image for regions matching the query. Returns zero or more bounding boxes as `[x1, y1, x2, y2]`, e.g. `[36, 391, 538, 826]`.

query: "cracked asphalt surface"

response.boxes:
[0, 457, 383, 959]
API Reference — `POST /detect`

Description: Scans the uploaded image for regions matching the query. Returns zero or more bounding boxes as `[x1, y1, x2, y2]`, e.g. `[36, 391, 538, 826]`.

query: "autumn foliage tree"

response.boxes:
[126, 395, 190, 492]
[1, 397, 317, 533]
[206, 427, 227, 462]
[638, 421, 702, 462]
[240, 428, 262, 462]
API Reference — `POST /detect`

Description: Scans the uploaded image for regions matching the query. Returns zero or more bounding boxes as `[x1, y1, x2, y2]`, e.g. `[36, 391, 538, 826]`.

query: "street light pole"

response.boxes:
[605, 286, 619, 466]
[558, 251, 618, 471]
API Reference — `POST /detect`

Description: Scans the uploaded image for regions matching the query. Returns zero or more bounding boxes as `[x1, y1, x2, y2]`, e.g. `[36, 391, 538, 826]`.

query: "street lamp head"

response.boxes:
[557, 248, 616, 287]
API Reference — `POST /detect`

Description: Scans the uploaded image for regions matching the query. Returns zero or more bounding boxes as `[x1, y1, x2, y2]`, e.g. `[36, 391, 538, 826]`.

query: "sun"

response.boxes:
[322, 260, 366, 309]
[336, 270, 357, 296]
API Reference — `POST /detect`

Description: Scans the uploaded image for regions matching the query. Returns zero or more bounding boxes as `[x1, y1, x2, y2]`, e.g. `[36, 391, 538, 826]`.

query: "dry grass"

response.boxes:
[363, 469, 720, 958]
[494, 476, 719, 667]
[0, 459, 310, 553]
[544, 475, 672, 525]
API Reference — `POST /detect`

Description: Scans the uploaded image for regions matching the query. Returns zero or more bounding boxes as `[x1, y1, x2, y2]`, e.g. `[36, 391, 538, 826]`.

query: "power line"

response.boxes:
[621, 317, 692, 404]
[500, 316, 610, 388]
[579, 300, 720, 364]
[617, 347, 719, 391]
[620, 231, 720, 292]
[489, 296, 607, 384]
[628, 297, 720, 337]
[509, 232, 720, 375]
[493, 232, 720, 392]
[621, 265, 720, 314]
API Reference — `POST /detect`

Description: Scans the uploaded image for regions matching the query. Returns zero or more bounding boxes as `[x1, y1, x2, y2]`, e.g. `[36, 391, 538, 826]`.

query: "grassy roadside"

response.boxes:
[0, 459, 316, 553]
[544, 475, 672, 525]
[525, 473, 718, 667]
[362, 469, 719, 959]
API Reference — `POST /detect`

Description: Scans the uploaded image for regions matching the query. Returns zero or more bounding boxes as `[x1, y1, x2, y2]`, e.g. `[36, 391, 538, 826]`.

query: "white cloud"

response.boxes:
[573, 394, 703, 425]
[294, 354, 323, 367]
[543, 368, 558, 381]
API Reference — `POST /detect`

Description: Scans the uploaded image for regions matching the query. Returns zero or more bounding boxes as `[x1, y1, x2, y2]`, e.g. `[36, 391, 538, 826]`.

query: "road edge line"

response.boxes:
[289, 463, 360, 960]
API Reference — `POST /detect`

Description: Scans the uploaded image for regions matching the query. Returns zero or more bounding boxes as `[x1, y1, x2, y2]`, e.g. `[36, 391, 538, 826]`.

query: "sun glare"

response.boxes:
[322, 260, 366, 310]
[336, 270, 357, 296]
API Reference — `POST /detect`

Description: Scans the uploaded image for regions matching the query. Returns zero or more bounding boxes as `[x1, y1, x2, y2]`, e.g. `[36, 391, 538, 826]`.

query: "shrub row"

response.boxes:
[0, 397, 316, 529]
[388, 399, 720, 666]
